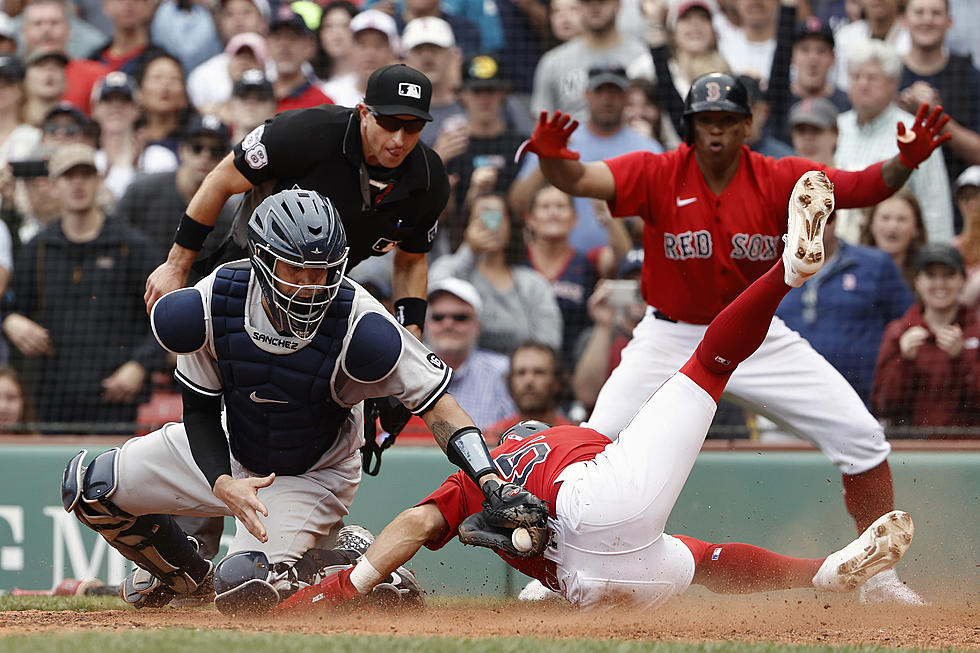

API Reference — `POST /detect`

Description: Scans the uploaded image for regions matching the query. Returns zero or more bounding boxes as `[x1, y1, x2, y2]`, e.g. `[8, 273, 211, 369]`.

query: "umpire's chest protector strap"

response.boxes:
[151, 288, 208, 354]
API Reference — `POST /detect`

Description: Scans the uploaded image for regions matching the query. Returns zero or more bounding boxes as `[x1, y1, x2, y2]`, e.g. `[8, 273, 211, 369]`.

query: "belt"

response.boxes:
[653, 310, 676, 323]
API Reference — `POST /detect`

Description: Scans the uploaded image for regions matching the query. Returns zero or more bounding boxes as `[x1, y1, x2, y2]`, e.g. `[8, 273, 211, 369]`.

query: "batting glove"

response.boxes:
[515, 111, 581, 164]
[896, 103, 952, 169]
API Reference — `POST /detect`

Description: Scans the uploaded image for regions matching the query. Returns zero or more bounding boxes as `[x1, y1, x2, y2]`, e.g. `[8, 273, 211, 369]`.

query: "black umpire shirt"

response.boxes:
[231, 104, 450, 268]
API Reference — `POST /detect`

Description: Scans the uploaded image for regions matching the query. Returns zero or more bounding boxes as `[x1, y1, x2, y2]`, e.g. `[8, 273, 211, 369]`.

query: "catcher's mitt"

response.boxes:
[458, 480, 549, 558]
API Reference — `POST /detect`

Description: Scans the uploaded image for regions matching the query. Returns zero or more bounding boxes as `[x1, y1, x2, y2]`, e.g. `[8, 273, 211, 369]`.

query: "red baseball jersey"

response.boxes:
[420, 425, 610, 587]
[605, 143, 893, 324]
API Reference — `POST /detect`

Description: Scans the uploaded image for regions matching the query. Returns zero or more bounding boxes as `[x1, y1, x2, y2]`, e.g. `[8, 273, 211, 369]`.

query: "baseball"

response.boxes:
[512, 527, 533, 552]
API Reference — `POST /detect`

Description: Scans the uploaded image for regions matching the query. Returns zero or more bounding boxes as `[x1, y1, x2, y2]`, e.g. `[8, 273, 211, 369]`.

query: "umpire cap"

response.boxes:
[683, 72, 751, 117]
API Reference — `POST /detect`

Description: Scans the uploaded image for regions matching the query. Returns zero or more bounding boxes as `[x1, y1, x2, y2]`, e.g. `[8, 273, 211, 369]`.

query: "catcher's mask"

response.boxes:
[498, 419, 551, 446]
[247, 188, 349, 340]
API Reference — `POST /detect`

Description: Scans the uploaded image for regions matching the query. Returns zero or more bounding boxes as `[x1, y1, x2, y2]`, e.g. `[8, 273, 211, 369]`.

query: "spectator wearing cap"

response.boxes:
[40, 101, 96, 148]
[570, 246, 646, 413]
[872, 243, 980, 437]
[86, 0, 168, 78]
[835, 40, 953, 244]
[952, 166, 980, 311]
[401, 16, 465, 149]
[788, 97, 839, 166]
[18, 0, 110, 116]
[149, 0, 221, 74]
[23, 49, 68, 127]
[144, 63, 450, 355]
[423, 276, 518, 429]
[116, 114, 239, 279]
[898, 0, 980, 195]
[531, 0, 652, 123]
[367, 0, 482, 61]
[268, 7, 333, 112]
[514, 64, 661, 252]
[90, 70, 140, 198]
[739, 74, 795, 159]
[311, 1, 357, 85]
[443, 54, 529, 247]
[17, 0, 105, 62]
[222, 68, 277, 144]
[834, 0, 910, 93]
[188, 32, 274, 113]
[321, 9, 398, 107]
[430, 192, 562, 355]
[776, 211, 914, 409]
[2, 142, 166, 434]
[0, 56, 41, 163]
[766, 8, 849, 146]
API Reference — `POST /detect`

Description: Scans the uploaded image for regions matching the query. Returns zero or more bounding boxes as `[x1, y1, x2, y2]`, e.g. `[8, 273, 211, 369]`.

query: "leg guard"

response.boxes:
[61, 449, 210, 596]
[213, 551, 280, 615]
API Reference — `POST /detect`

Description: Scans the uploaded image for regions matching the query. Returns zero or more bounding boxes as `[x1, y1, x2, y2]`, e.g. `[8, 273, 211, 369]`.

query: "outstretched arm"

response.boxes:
[144, 155, 253, 311]
[362, 504, 450, 577]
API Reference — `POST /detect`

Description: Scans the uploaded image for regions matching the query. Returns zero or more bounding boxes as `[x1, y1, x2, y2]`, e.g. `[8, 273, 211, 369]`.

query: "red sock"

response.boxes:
[676, 535, 824, 594]
[680, 260, 792, 401]
[842, 460, 895, 533]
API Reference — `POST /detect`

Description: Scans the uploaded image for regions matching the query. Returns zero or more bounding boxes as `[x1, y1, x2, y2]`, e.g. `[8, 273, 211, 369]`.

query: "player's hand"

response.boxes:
[101, 361, 147, 402]
[896, 103, 951, 169]
[213, 473, 275, 543]
[515, 111, 581, 164]
[898, 325, 930, 360]
[935, 324, 964, 358]
[2, 313, 53, 357]
[144, 258, 191, 313]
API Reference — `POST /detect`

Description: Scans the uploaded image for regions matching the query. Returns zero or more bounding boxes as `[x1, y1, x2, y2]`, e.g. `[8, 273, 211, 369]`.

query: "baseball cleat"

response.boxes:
[783, 170, 835, 287]
[812, 510, 914, 594]
[335, 524, 375, 556]
[859, 568, 927, 605]
[120, 561, 214, 609]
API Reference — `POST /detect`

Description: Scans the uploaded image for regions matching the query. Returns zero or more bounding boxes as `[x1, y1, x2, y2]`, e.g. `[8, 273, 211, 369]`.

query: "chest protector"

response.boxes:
[210, 266, 355, 475]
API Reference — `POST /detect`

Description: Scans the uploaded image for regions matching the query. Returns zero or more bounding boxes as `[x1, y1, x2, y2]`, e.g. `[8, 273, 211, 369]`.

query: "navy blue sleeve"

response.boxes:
[344, 312, 404, 383]
[151, 288, 207, 354]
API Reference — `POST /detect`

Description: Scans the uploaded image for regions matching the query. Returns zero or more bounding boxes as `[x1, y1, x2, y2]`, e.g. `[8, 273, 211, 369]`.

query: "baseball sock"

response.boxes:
[675, 535, 823, 593]
[842, 460, 895, 533]
[349, 557, 385, 595]
[680, 260, 792, 402]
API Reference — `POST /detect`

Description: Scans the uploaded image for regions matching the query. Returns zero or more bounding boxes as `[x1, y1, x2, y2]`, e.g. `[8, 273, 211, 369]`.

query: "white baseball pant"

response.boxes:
[585, 308, 891, 474]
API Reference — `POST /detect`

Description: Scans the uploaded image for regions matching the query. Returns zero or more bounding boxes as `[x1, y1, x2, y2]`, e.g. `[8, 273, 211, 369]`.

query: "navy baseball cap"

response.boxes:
[588, 64, 629, 91]
[461, 54, 510, 90]
[618, 248, 644, 278]
[795, 15, 834, 48]
[183, 114, 231, 146]
[364, 64, 433, 121]
[0, 56, 24, 82]
[269, 7, 313, 34]
[92, 71, 136, 103]
[43, 102, 90, 126]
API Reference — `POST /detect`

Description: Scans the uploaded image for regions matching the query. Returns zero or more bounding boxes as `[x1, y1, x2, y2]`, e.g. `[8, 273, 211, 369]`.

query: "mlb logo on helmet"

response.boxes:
[399, 83, 421, 99]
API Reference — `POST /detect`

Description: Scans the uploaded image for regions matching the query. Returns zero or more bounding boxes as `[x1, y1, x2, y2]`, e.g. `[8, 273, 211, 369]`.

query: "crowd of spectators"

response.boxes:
[0, 0, 977, 439]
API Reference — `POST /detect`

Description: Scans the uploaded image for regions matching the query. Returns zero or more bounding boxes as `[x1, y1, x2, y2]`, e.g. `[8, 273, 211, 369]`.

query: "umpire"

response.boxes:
[144, 63, 449, 342]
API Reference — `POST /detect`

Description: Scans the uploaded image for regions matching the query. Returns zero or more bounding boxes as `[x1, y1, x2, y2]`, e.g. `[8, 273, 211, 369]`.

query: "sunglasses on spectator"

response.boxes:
[188, 142, 228, 159]
[429, 313, 473, 323]
[369, 109, 425, 135]
[43, 123, 81, 136]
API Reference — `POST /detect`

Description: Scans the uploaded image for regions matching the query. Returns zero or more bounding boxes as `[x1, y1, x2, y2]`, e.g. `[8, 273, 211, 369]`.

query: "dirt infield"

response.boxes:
[2, 591, 978, 649]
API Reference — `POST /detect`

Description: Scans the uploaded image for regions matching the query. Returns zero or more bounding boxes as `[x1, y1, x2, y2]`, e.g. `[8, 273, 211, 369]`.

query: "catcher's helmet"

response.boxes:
[498, 419, 551, 446]
[683, 72, 751, 117]
[247, 188, 349, 340]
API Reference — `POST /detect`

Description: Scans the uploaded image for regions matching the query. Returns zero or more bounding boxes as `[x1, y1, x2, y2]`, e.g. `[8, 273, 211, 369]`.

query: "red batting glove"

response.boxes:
[514, 110, 581, 164]
[896, 103, 952, 169]
[273, 568, 360, 614]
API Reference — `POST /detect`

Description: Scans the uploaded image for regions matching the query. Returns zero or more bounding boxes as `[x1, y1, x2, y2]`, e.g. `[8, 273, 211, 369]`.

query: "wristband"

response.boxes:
[174, 213, 214, 252]
[394, 297, 427, 330]
[446, 426, 497, 485]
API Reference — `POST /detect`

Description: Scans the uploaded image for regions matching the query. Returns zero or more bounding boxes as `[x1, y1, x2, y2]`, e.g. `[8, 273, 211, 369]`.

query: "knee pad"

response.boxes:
[213, 551, 280, 615]
[61, 449, 208, 594]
